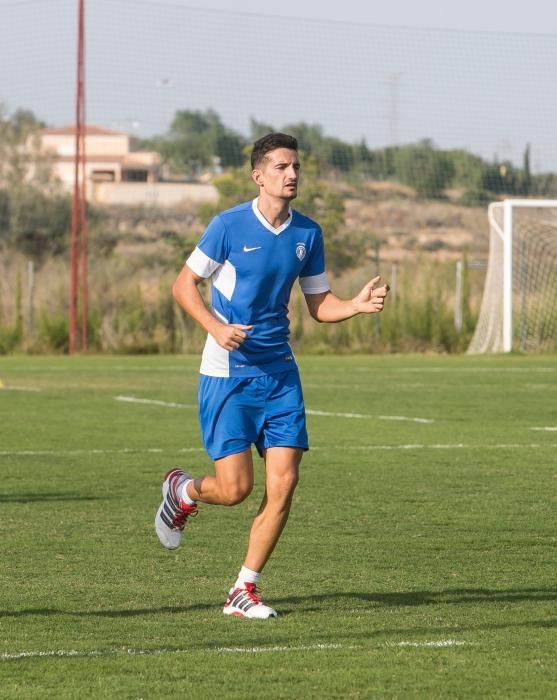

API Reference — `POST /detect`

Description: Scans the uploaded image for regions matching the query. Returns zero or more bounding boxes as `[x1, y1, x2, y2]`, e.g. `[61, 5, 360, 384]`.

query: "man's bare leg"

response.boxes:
[243, 446, 302, 572]
[221, 446, 302, 618]
[158, 446, 301, 617]
[186, 449, 254, 506]
[185, 447, 301, 566]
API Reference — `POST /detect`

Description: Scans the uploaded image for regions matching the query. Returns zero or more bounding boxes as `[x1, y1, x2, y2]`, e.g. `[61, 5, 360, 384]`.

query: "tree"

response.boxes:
[522, 143, 532, 196]
[0, 190, 9, 233]
[480, 161, 524, 195]
[394, 141, 454, 198]
[142, 109, 247, 176]
[204, 166, 257, 216]
[249, 118, 275, 141]
[215, 131, 245, 168]
[4, 186, 71, 261]
[0, 105, 55, 192]
[446, 149, 485, 189]
[282, 122, 325, 160]
[0, 106, 69, 262]
[324, 138, 355, 173]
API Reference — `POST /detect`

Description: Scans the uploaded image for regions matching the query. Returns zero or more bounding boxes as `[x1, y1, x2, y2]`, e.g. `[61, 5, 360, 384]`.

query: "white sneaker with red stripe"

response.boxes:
[155, 468, 198, 549]
[223, 583, 278, 619]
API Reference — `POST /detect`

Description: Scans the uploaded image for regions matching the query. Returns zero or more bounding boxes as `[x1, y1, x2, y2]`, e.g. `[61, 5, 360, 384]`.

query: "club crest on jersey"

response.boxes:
[296, 243, 306, 261]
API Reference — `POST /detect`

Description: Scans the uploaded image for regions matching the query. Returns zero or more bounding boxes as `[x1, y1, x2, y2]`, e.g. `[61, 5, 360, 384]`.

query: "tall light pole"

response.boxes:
[70, 0, 87, 353]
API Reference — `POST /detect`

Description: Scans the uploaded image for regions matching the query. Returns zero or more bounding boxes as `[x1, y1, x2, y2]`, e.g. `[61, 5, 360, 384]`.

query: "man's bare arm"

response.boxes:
[172, 265, 252, 351]
[304, 275, 389, 323]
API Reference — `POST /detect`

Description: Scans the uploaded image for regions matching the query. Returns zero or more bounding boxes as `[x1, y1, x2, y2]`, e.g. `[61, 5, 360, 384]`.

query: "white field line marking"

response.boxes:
[0, 448, 162, 456]
[3, 366, 189, 374]
[378, 415, 434, 424]
[0, 385, 42, 392]
[114, 395, 196, 409]
[311, 444, 466, 451]
[302, 409, 435, 423]
[1, 640, 472, 660]
[306, 409, 370, 419]
[216, 643, 341, 653]
[311, 443, 557, 451]
[396, 367, 555, 373]
[115, 396, 434, 424]
[304, 383, 426, 390]
[1, 443, 555, 458]
[531, 427, 557, 432]
[0, 447, 205, 457]
[393, 640, 467, 648]
[0, 643, 342, 661]
[115, 399, 375, 421]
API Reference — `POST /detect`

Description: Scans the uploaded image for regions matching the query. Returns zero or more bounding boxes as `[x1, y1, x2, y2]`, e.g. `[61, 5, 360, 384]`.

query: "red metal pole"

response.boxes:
[69, 123, 79, 354]
[78, 0, 88, 351]
[70, 0, 86, 353]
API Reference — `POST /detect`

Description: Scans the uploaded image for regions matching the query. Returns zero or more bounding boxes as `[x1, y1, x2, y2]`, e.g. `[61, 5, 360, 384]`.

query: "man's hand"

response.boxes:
[351, 276, 390, 315]
[211, 323, 253, 351]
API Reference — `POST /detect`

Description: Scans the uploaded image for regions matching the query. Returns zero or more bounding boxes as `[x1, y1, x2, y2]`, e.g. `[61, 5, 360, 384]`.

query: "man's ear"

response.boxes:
[252, 168, 264, 187]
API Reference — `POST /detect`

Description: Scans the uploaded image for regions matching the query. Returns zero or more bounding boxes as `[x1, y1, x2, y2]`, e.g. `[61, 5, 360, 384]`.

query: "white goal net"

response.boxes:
[468, 199, 557, 353]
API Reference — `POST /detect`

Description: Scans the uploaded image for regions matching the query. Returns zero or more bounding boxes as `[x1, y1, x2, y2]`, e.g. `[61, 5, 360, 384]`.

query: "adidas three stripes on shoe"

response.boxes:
[223, 583, 278, 619]
[155, 468, 198, 549]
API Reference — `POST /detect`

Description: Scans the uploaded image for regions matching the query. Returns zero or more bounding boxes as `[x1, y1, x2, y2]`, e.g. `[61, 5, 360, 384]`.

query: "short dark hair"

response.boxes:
[251, 132, 298, 169]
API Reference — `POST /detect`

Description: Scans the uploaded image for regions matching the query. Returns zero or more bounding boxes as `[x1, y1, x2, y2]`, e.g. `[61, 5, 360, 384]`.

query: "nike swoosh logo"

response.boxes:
[243, 246, 262, 252]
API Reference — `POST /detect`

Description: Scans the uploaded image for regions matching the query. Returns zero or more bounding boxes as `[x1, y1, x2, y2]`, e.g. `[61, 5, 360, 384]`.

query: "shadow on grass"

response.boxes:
[275, 587, 557, 612]
[0, 602, 216, 619]
[2, 587, 555, 621]
[0, 493, 105, 503]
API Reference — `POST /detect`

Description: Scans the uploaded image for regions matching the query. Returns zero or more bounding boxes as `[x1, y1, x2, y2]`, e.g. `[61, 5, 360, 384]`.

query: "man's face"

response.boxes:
[252, 148, 300, 201]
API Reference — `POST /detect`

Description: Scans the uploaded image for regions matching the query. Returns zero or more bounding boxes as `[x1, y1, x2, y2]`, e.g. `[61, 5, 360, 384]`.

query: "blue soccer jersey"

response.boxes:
[186, 198, 330, 377]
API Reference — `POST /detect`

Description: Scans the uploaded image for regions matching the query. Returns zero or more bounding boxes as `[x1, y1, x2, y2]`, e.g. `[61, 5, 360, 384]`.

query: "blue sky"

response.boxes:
[1, 0, 557, 170]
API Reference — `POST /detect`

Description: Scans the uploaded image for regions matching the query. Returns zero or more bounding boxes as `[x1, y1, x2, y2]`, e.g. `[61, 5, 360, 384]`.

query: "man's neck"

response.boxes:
[256, 193, 291, 229]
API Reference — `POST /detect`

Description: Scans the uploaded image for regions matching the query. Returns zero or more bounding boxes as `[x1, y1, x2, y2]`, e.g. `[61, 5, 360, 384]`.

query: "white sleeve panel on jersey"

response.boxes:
[299, 272, 331, 294]
[212, 260, 236, 301]
[186, 246, 222, 278]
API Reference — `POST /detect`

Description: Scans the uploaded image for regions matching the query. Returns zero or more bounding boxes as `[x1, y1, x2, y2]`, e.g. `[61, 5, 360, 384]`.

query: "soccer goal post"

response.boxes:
[468, 199, 557, 354]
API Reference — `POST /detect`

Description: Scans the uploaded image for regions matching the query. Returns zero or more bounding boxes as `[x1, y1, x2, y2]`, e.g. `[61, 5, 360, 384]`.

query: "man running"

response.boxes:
[155, 132, 389, 618]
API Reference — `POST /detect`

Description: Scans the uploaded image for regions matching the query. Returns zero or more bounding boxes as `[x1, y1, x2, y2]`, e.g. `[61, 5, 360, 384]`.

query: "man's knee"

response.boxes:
[219, 479, 253, 506]
[270, 467, 299, 501]
[283, 468, 299, 494]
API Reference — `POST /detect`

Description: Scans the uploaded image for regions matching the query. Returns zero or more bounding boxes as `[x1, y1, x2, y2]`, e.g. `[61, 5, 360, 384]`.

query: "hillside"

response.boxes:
[99, 185, 490, 266]
[329, 181, 487, 263]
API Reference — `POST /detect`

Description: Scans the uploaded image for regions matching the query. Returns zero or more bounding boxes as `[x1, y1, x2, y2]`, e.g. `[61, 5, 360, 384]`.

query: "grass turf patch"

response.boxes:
[0, 354, 555, 698]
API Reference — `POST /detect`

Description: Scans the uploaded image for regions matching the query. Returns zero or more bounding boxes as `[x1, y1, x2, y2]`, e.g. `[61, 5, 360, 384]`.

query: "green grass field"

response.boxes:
[0, 354, 555, 699]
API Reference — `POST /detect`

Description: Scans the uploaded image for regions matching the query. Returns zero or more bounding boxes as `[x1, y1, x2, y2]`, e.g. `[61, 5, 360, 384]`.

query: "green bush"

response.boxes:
[0, 325, 21, 354]
[38, 313, 69, 353]
[0, 186, 71, 262]
[394, 141, 455, 199]
[457, 188, 492, 207]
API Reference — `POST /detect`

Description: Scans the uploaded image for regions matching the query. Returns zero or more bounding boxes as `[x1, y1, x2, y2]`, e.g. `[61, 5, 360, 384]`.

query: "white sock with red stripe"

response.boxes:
[234, 566, 261, 590]
[179, 478, 196, 506]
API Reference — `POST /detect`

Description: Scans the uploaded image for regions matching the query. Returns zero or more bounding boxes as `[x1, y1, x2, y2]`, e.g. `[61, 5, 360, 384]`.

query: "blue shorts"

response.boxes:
[198, 369, 308, 460]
